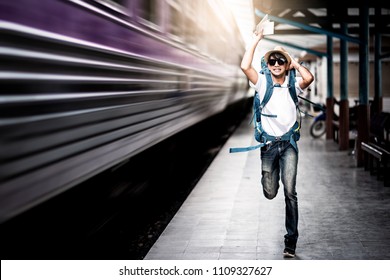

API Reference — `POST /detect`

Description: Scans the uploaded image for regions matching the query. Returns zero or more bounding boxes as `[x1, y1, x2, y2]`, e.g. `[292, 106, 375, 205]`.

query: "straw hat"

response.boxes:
[264, 46, 291, 65]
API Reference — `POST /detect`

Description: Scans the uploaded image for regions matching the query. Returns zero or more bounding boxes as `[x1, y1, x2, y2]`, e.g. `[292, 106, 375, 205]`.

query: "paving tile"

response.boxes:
[219, 252, 257, 260]
[220, 245, 257, 253]
[144, 253, 184, 260]
[187, 239, 225, 247]
[181, 253, 220, 260]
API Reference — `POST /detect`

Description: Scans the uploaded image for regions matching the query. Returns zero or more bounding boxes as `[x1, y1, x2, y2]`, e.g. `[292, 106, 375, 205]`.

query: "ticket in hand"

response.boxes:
[255, 14, 274, 35]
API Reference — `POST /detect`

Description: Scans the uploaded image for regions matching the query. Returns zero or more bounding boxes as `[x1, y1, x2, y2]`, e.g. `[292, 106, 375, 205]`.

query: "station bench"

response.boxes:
[361, 112, 390, 187]
[361, 141, 390, 187]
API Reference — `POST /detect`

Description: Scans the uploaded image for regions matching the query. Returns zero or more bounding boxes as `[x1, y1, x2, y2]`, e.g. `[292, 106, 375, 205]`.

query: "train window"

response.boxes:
[167, 0, 184, 39]
[101, 0, 125, 5]
[92, 0, 128, 14]
[184, 1, 198, 19]
[184, 18, 197, 46]
[138, 0, 159, 25]
[182, 2, 199, 47]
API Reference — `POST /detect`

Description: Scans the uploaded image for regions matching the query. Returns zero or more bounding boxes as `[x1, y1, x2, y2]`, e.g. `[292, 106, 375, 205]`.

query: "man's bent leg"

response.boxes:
[280, 144, 299, 251]
[261, 144, 280, 199]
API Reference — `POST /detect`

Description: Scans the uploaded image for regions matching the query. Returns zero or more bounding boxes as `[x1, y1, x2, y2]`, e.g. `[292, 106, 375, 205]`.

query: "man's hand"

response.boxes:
[252, 28, 264, 43]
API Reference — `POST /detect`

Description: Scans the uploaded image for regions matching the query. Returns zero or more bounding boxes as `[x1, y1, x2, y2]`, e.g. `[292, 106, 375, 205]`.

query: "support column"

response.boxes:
[339, 21, 349, 150]
[356, 3, 370, 167]
[373, 6, 383, 115]
[326, 35, 334, 140]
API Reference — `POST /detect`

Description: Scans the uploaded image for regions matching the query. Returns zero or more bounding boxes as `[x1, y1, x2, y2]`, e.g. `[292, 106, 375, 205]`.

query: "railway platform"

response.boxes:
[145, 114, 390, 260]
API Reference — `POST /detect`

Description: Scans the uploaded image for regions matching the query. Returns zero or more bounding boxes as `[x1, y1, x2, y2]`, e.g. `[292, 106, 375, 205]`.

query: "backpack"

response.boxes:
[229, 57, 301, 153]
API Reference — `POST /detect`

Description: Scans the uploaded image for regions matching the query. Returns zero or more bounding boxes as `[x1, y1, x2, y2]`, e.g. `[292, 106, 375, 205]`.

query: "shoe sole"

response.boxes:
[283, 252, 295, 258]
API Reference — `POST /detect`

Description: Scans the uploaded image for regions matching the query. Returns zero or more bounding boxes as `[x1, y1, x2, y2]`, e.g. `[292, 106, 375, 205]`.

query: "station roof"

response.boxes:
[250, 0, 390, 60]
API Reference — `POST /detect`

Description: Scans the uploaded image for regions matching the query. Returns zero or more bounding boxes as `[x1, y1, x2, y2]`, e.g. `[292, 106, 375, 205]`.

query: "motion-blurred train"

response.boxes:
[0, 0, 248, 223]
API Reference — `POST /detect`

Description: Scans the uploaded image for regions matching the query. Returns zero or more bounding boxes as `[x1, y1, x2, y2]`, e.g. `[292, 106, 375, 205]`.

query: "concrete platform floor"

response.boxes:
[145, 115, 390, 260]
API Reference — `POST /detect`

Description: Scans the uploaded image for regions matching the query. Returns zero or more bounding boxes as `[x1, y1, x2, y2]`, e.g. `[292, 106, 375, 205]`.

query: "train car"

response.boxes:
[0, 0, 248, 223]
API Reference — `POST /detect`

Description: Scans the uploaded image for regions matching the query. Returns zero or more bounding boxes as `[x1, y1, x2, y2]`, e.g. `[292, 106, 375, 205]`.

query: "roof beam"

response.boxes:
[254, 0, 390, 10]
[255, 9, 362, 44]
[280, 13, 390, 26]
[263, 37, 328, 57]
[272, 27, 390, 36]
[380, 52, 390, 59]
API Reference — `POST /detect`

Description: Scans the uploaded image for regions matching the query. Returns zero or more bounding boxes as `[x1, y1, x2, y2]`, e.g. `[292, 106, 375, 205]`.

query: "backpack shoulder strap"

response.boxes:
[257, 69, 277, 118]
[288, 68, 304, 131]
[288, 68, 298, 105]
[253, 91, 261, 122]
[260, 69, 274, 109]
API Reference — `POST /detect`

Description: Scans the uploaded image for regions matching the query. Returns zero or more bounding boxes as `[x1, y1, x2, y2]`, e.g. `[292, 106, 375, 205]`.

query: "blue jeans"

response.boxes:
[261, 140, 298, 250]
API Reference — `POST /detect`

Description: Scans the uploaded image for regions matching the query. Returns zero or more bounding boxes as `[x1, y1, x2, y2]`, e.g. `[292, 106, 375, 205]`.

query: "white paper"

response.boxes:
[255, 14, 274, 35]
[262, 21, 274, 35]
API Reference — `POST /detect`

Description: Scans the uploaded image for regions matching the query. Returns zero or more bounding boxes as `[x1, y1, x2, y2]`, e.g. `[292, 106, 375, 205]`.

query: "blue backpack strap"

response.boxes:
[289, 69, 315, 118]
[287, 68, 304, 130]
[260, 56, 267, 71]
[229, 91, 266, 153]
[259, 69, 277, 118]
[288, 68, 298, 105]
[253, 91, 261, 122]
[288, 121, 300, 152]
[229, 143, 265, 153]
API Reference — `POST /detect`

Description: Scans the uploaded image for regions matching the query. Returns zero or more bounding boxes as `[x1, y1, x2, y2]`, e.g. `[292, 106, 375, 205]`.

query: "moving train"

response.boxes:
[0, 0, 248, 223]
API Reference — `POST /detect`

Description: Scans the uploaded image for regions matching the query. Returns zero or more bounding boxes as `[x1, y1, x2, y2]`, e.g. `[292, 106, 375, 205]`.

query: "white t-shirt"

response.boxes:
[251, 74, 304, 136]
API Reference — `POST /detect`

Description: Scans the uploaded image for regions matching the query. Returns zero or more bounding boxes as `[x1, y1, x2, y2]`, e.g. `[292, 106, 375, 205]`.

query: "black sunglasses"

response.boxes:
[268, 58, 287, 66]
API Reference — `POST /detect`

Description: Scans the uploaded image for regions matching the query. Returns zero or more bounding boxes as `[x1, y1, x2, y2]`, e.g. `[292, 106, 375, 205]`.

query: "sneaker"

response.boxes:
[283, 248, 295, 258]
